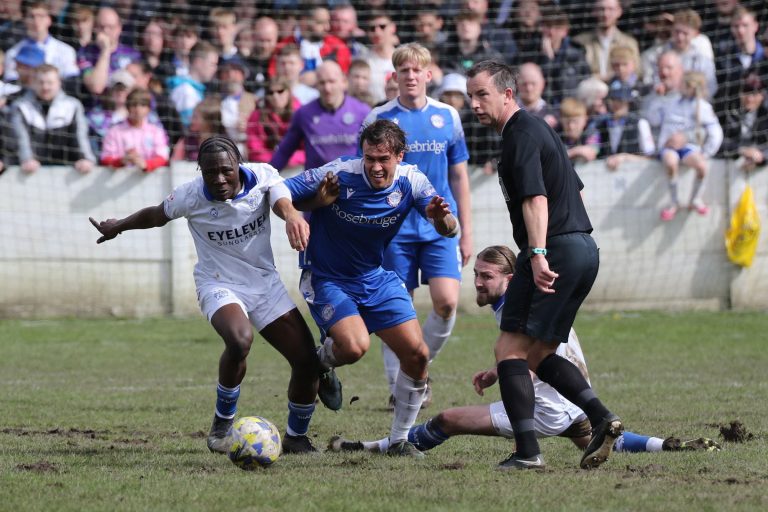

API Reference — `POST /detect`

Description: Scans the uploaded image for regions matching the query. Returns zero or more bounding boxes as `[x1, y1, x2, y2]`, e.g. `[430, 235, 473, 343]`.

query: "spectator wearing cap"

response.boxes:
[269, 60, 369, 171]
[534, 8, 591, 107]
[166, 41, 219, 129]
[8, 44, 44, 97]
[720, 72, 768, 171]
[218, 58, 257, 155]
[10, 64, 95, 173]
[593, 81, 655, 170]
[100, 88, 169, 173]
[3, 1, 79, 83]
[441, 11, 503, 76]
[77, 6, 141, 96]
[516, 63, 557, 128]
[269, 6, 351, 87]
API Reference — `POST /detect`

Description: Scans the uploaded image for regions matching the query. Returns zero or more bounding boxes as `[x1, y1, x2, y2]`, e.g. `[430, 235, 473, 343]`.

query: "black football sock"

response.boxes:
[536, 353, 611, 425]
[497, 359, 539, 458]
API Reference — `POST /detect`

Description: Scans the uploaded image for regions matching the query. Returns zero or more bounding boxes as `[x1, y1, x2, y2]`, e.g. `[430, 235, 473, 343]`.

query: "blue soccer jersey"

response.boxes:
[285, 157, 438, 280]
[361, 98, 469, 242]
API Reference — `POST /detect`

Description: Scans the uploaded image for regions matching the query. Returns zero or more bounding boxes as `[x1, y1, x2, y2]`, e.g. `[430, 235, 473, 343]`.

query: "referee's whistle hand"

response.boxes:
[532, 256, 558, 294]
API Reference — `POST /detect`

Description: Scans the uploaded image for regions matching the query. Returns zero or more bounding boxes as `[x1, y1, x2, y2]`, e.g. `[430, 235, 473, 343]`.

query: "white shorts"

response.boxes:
[489, 400, 588, 439]
[197, 273, 296, 331]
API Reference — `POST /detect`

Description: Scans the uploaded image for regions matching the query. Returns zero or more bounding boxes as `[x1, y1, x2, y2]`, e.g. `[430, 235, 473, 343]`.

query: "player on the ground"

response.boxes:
[361, 43, 472, 408]
[89, 135, 340, 454]
[328, 245, 722, 456]
[285, 119, 459, 458]
[466, 60, 621, 471]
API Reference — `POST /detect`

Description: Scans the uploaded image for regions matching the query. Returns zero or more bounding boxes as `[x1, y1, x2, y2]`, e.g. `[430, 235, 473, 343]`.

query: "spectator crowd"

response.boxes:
[0, 0, 766, 218]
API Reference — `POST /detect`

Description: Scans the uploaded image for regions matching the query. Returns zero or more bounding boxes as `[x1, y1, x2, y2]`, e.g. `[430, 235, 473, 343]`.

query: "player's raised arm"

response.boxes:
[89, 204, 170, 244]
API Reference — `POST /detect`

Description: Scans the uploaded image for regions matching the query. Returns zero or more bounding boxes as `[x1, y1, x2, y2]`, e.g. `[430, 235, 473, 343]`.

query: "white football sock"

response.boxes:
[422, 310, 455, 362]
[317, 336, 338, 371]
[372, 438, 389, 453]
[389, 369, 427, 444]
[382, 343, 400, 395]
[690, 175, 706, 203]
[646, 437, 664, 452]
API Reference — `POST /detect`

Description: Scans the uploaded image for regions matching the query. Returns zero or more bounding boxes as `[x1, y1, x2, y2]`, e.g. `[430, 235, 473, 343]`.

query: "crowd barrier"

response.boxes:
[0, 159, 765, 318]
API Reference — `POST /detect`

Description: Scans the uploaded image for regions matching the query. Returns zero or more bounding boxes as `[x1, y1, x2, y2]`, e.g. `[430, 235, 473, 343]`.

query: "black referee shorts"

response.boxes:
[499, 232, 599, 344]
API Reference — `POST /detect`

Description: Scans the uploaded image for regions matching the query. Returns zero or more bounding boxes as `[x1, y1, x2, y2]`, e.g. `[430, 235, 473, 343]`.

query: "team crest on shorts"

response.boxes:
[210, 208, 219, 217]
[386, 190, 403, 207]
[430, 114, 445, 129]
[321, 304, 335, 321]
[342, 112, 355, 125]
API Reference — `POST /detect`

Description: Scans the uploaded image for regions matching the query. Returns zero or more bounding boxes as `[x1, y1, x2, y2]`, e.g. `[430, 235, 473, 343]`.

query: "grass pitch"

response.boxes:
[1, 311, 766, 512]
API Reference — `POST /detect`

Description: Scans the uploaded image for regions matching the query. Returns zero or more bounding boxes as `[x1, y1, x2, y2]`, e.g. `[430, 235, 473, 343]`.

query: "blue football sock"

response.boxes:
[215, 382, 240, 419]
[408, 418, 449, 451]
[613, 431, 651, 453]
[286, 401, 315, 437]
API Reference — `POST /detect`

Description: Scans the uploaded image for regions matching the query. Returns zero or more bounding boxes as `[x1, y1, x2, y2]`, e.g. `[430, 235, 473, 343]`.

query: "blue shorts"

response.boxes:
[299, 268, 416, 335]
[382, 236, 462, 291]
[500, 232, 599, 344]
[659, 144, 698, 161]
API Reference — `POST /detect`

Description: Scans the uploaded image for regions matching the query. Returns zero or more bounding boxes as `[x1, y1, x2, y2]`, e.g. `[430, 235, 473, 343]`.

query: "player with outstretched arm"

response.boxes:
[285, 119, 459, 458]
[89, 135, 340, 455]
[329, 246, 721, 457]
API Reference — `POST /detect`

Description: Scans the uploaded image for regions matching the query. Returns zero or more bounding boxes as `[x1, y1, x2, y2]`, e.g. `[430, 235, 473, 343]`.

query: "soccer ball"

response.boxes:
[228, 416, 282, 470]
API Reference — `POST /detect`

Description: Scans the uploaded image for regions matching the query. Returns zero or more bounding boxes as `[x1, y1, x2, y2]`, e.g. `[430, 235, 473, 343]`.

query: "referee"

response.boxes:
[465, 60, 623, 471]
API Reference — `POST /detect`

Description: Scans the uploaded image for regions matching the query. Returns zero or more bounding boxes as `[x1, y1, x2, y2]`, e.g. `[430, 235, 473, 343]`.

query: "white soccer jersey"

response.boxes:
[163, 164, 290, 289]
[491, 297, 588, 437]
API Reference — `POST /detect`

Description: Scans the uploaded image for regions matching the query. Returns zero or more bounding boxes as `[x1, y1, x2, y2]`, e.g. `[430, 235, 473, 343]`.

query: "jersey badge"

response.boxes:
[430, 114, 445, 129]
[246, 196, 259, 211]
[342, 112, 355, 125]
[321, 304, 335, 321]
[210, 208, 219, 217]
[386, 190, 403, 207]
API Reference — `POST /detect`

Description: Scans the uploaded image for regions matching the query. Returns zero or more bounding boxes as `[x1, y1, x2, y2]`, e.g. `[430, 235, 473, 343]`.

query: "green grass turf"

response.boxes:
[1, 311, 766, 512]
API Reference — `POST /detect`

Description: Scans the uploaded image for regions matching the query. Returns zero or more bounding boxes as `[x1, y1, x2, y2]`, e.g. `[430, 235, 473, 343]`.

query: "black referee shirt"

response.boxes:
[498, 109, 593, 250]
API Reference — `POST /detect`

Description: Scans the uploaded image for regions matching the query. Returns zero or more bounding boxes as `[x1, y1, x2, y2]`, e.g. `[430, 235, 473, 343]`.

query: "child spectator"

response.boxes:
[441, 10, 503, 76]
[86, 69, 134, 153]
[210, 8, 241, 63]
[172, 95, 226, 161]
[348, 59, 375, 106]
[168, 25, 199, 78]
[609, 45, 639, 89]
[4, 1, 79, 82]
[657, 71, 723, 221]
[166, 41, 219, 129]
[720, 72, 768, 171]
[67, 5, 95, 51]
[558, 97, 600, 164]
[245, 77, 305, 166]
[593, 81, 655, 170]
[274, 44, 319, 105]
[10, 64, 95, 174]
[100, 88, 169, 172]
[218, 59, 256, 156]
